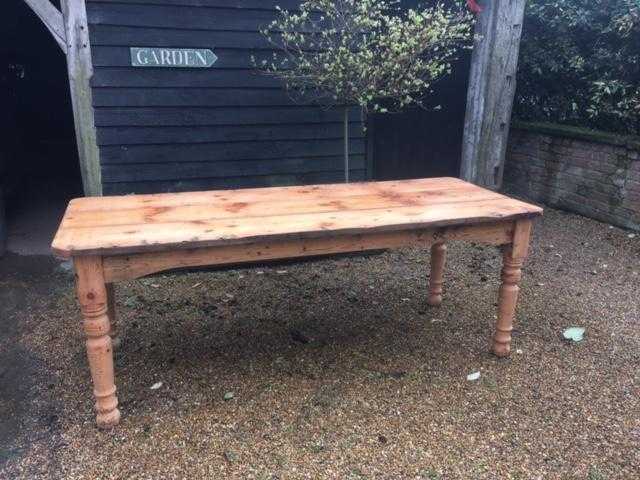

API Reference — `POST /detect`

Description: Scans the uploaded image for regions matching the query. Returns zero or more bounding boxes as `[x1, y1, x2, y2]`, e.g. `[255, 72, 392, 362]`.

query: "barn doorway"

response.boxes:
[370, 52, 471, 181]
[1, 0, 82, 256]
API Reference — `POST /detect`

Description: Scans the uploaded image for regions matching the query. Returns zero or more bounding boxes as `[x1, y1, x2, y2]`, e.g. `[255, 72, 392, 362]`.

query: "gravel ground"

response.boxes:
[0, 206, 639, 480]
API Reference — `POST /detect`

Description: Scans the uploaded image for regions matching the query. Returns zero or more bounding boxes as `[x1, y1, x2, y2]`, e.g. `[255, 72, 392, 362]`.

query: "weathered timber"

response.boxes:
[62, 0, 102, 196]
[461, 0, 527, 190]
[51, 177, 541, 257]
[102, 223, 512, 282]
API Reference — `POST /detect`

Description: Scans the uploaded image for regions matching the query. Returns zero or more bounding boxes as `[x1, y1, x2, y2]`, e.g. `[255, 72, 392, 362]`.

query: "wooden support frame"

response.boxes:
[71, 218, 534, 428]
[21, 0, 531, 198]
[461, 0, 527, 190]
[23, 0, 102, 196]
[101, 222, 514, 282]
[60, 0, 102, 196]
[53, 177, 541, 427]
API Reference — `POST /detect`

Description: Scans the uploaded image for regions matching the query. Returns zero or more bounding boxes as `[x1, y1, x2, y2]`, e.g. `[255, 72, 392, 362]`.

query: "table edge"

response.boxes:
[52, 210, 543, 259]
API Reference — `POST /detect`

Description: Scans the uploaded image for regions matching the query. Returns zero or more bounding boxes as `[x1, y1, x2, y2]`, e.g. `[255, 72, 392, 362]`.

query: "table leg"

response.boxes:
[492, 219, 532, 357]
[427, 242, 447, 306]
[74, 256, 121, 428]
[106, 284, 120, 349]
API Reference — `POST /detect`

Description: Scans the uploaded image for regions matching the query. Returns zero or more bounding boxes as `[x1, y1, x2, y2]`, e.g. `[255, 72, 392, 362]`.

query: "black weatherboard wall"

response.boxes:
[87, 0, 366, 194]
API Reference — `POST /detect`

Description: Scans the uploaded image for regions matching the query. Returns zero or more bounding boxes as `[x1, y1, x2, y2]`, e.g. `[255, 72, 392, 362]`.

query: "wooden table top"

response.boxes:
[52, 177, 542, 258]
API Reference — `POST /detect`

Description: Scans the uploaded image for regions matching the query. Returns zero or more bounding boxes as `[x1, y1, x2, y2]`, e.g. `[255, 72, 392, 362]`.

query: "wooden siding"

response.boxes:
[86, 0, 366, 194]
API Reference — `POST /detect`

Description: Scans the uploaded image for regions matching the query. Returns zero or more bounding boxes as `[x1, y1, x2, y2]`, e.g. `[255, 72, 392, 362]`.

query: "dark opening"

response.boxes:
[370, 0, 471, 181]
[370, 50, 471, 181]
[1, 0, 82, 255]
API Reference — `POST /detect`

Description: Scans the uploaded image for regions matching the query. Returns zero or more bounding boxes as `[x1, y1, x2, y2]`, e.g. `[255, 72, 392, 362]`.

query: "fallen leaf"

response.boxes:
[563, 327, 585, 342]
[223, 391, 234, 401]
[124, 297, 138, 308]
[466, 371, 481, 381]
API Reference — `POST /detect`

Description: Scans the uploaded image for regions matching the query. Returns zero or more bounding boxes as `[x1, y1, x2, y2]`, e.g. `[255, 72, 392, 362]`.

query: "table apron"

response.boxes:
[101, 221, 515, 283]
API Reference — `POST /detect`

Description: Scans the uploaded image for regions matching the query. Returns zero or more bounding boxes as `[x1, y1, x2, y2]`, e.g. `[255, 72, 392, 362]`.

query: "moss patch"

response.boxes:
[512, 121, 640, 150]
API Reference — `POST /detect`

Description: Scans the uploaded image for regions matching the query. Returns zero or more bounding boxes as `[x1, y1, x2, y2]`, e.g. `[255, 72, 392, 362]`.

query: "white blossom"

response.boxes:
[256, 0, 474, 112]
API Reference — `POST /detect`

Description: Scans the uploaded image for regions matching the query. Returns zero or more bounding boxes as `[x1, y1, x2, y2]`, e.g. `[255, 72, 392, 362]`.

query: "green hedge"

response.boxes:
[514, 1, 640, 136]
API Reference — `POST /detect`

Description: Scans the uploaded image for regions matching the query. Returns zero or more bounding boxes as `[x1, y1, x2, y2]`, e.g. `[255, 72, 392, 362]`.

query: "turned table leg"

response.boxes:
[106, 284, 121, 349]
[427, 242, 447, 306]
[492, 219, 533, 357]
[74, 256, 121, 428]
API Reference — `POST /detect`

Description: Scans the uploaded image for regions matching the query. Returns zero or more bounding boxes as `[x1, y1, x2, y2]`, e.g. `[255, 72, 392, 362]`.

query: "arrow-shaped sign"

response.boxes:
[130, 47, 218, 68]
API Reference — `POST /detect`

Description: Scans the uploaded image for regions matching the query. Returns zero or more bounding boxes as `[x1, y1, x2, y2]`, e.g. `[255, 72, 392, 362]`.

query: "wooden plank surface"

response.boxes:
[99, 139, 366, 165]
[93, 106, 361, 127]
[96, 123, 364, 146]
[101, 156, 366, 182]
[102, 170, 367, 195]
[52, 178, 543, 258]
[86, 0, 363, 191]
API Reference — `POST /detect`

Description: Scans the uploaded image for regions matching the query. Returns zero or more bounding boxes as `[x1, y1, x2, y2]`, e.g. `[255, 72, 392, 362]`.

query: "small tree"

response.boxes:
[256, 0, 473, 182]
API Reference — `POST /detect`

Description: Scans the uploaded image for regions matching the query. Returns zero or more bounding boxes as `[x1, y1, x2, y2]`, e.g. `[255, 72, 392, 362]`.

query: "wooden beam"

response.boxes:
[460, 0, 527, 190]
[61, 0, 102, 196]
[102, 222, 514, 282]
[22, 0, 67, 53]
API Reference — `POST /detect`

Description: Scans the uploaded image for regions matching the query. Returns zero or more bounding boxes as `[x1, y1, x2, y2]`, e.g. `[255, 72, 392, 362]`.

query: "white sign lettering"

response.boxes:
[130, 47, 217, 68]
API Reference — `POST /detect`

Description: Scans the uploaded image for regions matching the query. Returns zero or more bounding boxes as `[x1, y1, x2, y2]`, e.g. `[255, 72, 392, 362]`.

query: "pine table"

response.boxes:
[52, 177, 543, 428]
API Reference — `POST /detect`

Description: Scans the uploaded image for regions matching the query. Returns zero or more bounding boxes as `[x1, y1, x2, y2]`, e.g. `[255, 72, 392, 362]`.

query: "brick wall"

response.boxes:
[504, 123, 640, 231]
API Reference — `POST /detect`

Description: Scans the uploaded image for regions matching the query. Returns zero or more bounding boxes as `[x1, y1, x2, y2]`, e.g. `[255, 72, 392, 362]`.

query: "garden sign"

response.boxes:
[130, 47, 217, 68]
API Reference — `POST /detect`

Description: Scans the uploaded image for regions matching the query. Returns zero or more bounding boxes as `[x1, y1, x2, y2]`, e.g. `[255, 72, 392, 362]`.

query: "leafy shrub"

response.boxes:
[514, 0, 640, 135]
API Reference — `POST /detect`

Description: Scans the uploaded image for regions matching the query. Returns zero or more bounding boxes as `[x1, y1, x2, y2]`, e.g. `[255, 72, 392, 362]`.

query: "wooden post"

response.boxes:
[427, 243, 446, 306]
[60, 0, 102, 196]
[74, 256, 120, 427]
[492, 219, 532, 357]
[22, 0, 101, 196]
[460, 0, 527, 190]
